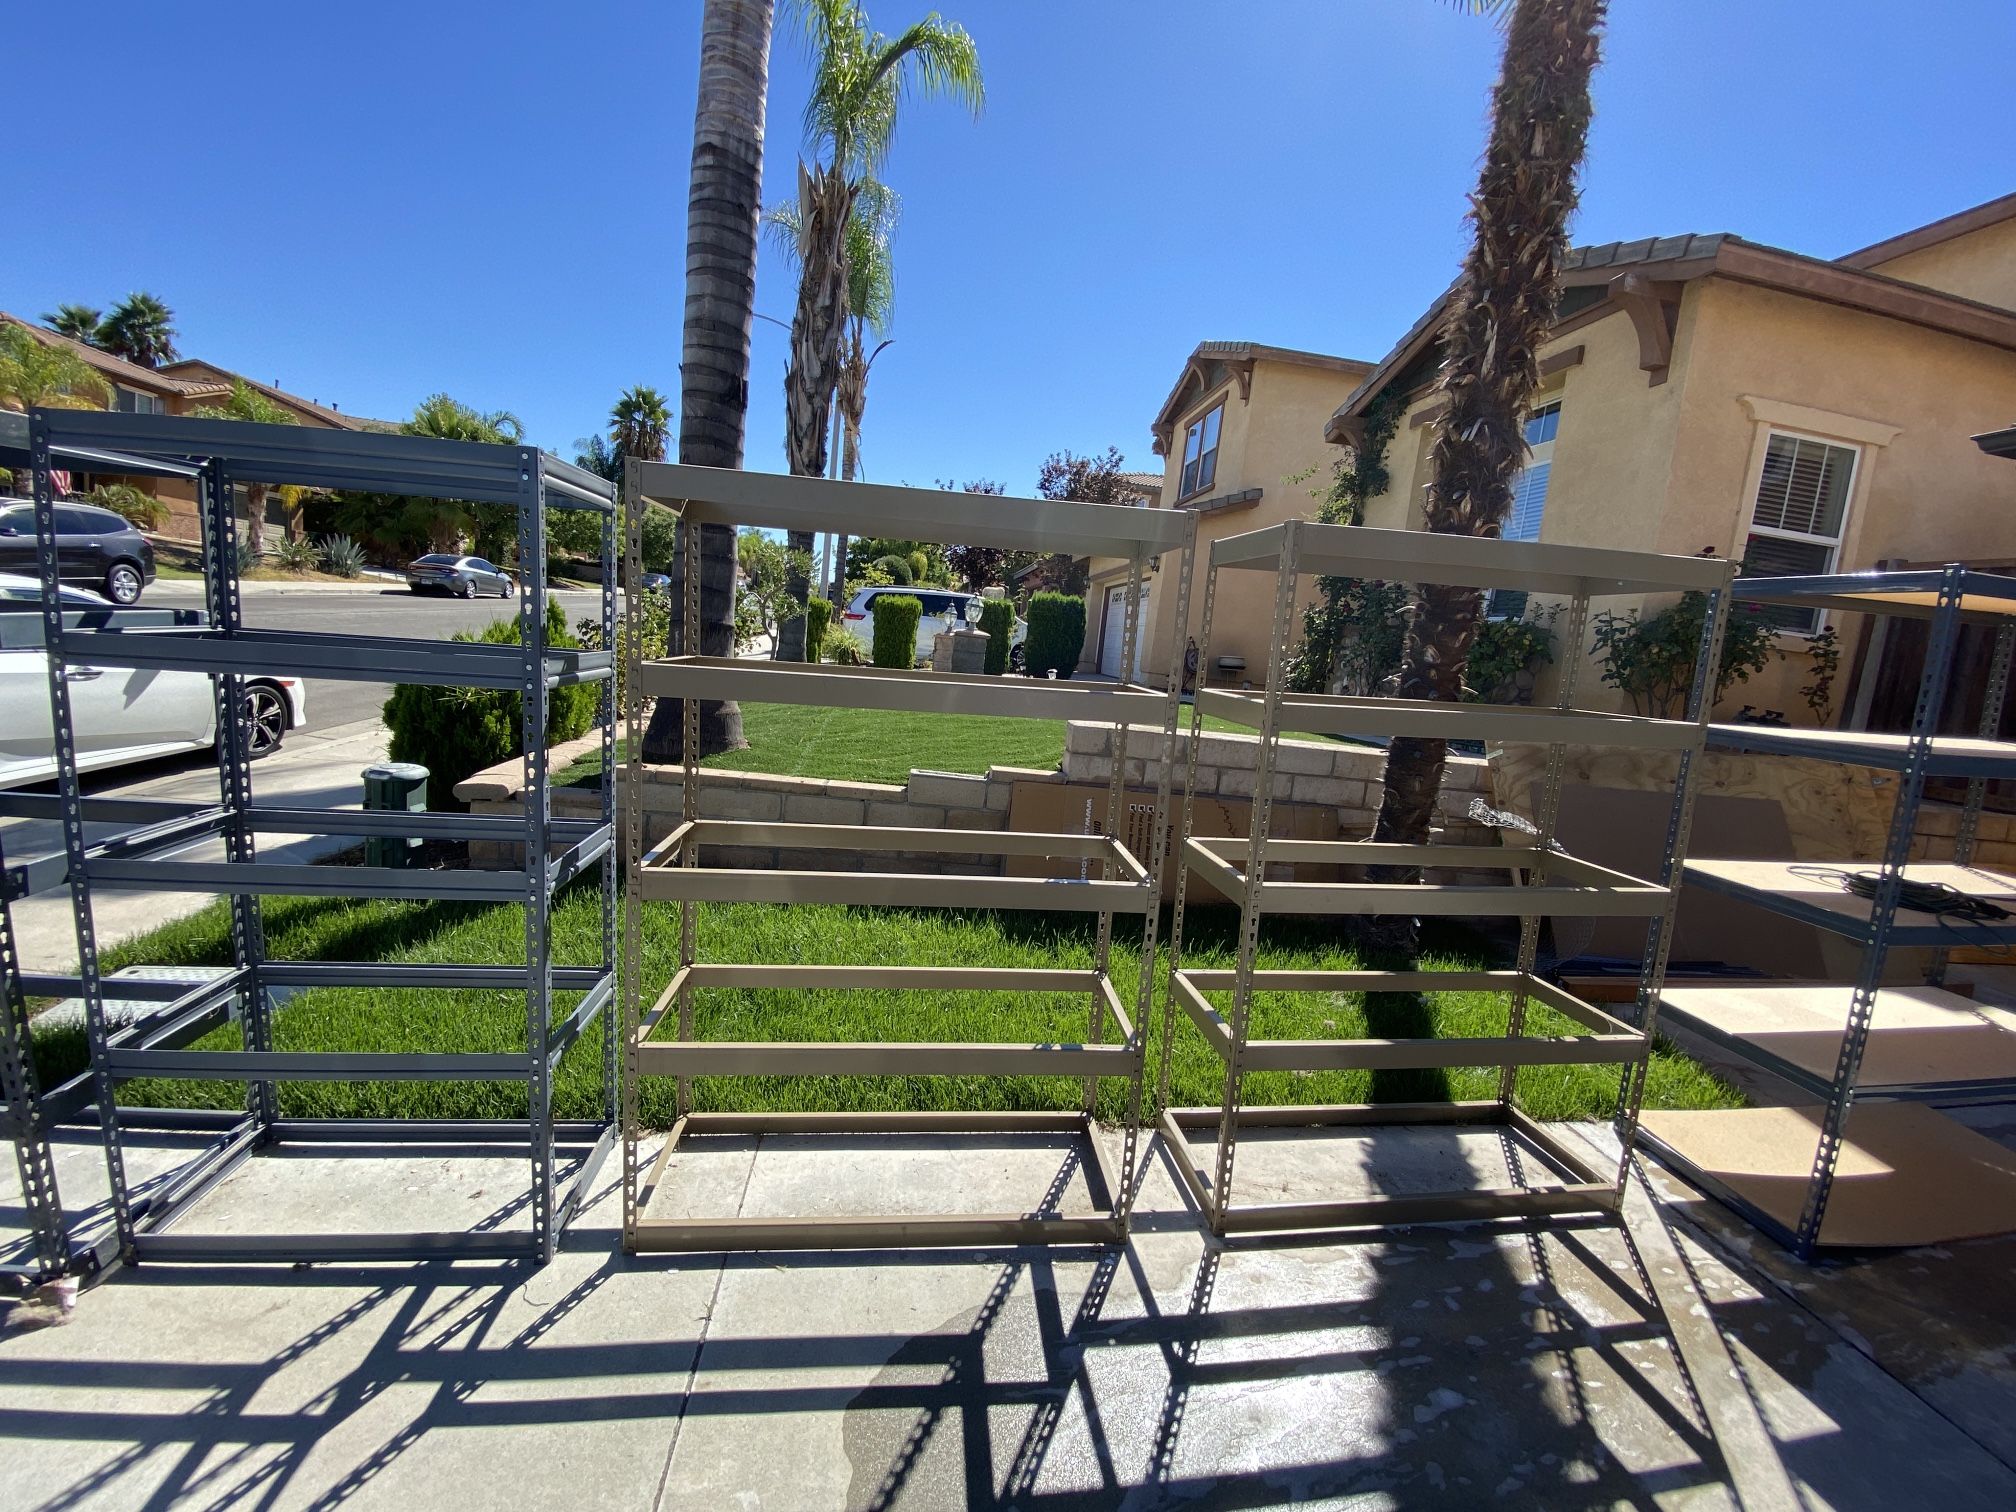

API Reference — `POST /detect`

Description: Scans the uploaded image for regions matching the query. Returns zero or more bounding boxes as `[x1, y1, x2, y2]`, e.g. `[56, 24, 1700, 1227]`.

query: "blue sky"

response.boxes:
[10, 1, 2011, 493]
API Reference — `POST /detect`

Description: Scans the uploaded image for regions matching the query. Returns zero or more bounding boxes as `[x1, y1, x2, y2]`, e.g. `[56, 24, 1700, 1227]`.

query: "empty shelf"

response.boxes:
[1658, 980, 2016, 1099]
[639, 655, 1170, 720]
[1200, 687, 1701, 750]
[1707, 723, 2016, 776]
[1184, 836, 1670, 917]
[59, 626, 611, 690]
[1641, 1102, 2016, 1247]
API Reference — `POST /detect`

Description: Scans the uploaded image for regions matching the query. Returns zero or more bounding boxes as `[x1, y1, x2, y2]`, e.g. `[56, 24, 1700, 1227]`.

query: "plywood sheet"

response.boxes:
[1539, 783, 1829, 977]
[1643, 1102, 2016, 1247]
[1687, 859, 2016, 935]
[1007, 782, 1338, 902]
[1659, 981, 2016, 1089]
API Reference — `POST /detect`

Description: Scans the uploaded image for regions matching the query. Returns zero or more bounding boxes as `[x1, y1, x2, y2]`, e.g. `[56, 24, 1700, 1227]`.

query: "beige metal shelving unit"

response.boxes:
[619, 463, 1197, 1252]
[1156, 518, 1734, 1236]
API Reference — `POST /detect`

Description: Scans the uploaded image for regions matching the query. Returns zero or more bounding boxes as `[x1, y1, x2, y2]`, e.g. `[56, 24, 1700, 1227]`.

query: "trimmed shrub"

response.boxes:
[805, 596, 833, 663]
[384, 597, 596, 808]
[1024, 591, 1085, 679]
[978, 597, 1016, 675]
[906, 549, 929, 585]
[871, 553, 914, 585]
[870, 594, 922, 669]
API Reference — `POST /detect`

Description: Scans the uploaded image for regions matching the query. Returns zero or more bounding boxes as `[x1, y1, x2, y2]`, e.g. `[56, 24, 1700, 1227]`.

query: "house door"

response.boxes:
[1099, 584, 1151, 680]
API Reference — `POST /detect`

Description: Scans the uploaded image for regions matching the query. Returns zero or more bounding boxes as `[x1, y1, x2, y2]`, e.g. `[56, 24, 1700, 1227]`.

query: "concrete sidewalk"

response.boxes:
[6, 717, 390, 967]
[4, 1117, 2014, 1509]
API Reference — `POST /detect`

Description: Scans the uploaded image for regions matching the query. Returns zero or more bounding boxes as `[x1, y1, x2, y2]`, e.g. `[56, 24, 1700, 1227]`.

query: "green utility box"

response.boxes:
[362, 762, 429, 868]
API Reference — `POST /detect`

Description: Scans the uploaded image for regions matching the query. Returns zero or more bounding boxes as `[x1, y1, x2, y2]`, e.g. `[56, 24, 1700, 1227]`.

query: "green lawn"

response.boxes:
[30, 886, 1740, 1127]
[559, 703, 1327, 786]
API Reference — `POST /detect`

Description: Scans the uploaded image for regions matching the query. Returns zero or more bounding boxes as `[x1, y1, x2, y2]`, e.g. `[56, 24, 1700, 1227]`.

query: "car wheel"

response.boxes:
[457, 578, 475, 598]
[105, 562, 143, 605]
[241, 683, 289, 760]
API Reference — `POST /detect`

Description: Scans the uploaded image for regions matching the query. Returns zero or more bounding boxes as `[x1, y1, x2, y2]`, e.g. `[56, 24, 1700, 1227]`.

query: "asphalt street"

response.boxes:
[145, 581, 612, 729]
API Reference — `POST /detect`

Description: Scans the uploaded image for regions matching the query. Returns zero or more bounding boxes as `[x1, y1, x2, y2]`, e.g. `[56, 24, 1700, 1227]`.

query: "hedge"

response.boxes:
[383, 597, 597, 808]
[1024, 591, 1085, 679]
[871, 594, 922, 669]
[978, 597, 1016, 675]
[805, 596, 833, 663]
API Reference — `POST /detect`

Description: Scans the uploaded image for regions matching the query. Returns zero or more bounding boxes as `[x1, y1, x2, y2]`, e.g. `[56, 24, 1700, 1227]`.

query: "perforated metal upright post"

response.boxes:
[1933, 619, 2015, 986]
[620, 465, 646, 1249]
[28, 415, 134, 1261]
[1, 833, 67, 1284]
[598, 468, 621, 1132]
[1793, 566, 1968, 1256]
[518, 454, 557, 1259]
[203, 461, 277, 1138]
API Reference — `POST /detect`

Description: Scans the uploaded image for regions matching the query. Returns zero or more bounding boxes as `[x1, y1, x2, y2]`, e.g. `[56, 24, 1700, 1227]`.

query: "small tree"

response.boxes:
[0, 324, 111, 410]
[733, 529, 812, 652]
[871, 594, 922, 668]
[805, 597, 834, 662]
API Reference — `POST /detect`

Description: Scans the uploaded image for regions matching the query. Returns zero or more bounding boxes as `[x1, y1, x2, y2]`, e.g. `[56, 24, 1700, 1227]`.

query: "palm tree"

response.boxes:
[611, 385, 673, 460]
[772, 0, 982, 659]
[193, 379, 300, 542]
[0, 324, 112, 410]
[641, 0, 774, 762]
[769, 176, 898, 592]
[1368, 0, 1607, 946]
[42, 304, 104, 344]
[97, 292, 180, 368]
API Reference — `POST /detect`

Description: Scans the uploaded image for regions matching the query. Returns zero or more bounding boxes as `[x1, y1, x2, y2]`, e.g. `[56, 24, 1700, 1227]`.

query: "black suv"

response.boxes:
[0, 499, 158, 604]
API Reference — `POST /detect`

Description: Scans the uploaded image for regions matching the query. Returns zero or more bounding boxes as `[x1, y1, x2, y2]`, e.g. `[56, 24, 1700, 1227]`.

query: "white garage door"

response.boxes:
[1098, 584, 1152, 681]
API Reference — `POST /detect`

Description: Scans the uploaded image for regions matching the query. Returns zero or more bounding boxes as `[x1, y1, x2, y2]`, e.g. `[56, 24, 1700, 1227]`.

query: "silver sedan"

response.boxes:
[405, 554, 513, 598]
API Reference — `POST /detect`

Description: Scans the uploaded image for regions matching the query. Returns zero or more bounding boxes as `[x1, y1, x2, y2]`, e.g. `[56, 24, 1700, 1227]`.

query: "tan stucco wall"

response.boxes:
[1365, 277, 2016, 722]
[1861, 216, 2016, 313]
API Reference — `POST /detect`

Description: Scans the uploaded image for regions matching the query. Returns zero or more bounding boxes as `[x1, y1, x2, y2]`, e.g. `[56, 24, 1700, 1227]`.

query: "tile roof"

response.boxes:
[0, 313, 222, 396]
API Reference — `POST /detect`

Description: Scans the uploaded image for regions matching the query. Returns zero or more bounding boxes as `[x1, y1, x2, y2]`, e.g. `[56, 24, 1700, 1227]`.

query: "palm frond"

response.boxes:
[845, 179, 900, 335]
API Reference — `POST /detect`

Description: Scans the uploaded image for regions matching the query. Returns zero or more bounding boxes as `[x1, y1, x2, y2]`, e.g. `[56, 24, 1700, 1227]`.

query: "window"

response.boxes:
[1744, 431, 1858, 633]
[1487, 400, 1562, 619]
[112, 386, 163, 415]
[1179, 402, 1223, 500]
[75, 507, 126, 533]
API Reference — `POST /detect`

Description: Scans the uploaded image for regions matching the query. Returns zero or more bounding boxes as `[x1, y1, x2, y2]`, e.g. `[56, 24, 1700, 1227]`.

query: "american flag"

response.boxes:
[47, 470, 71, 496]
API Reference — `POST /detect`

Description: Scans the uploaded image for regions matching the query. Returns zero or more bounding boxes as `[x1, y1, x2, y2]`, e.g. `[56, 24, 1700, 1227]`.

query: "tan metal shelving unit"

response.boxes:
[619, 463, 1197, 1252]
[1156, 518, 1733, 1236]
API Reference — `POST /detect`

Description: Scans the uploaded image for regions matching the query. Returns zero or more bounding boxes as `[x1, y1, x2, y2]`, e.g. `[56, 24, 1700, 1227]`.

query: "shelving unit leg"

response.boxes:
[1791, 568, 1967, 1256]
[1498, 591, 1590, 1102]
[518, 462, 557, 1259]
[2, 839, 67, 1285]
[620, 463, 646, 1251]
[1612, 584, 1729, 1173]
[29, 418, 135, 1263]
[1932, 619, 2013, 986]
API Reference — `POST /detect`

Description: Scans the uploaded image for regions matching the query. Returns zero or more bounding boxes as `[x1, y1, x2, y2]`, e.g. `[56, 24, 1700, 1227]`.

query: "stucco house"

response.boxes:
[1, 313, 377, 543]
[1077, 340, 1374, 684]
[1325, 191, 2016, 725]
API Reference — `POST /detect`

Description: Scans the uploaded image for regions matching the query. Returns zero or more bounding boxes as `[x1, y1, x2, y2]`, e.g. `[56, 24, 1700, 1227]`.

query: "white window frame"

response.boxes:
[1745, 426, 1858, 572]
[1485, 398, 1563, 620]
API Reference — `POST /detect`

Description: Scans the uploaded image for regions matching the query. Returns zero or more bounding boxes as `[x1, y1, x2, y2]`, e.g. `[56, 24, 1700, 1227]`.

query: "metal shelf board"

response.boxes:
[633, 460, 1192, 557]
[1171, 968, 1644, 1073]
[57, 626, 611, 690]
[628, 1109, 1127, 1253]
[31, 411, 615, 511]
[1656, 980, 2016, 1105]
[639, 819, 1154, 914]
[638, 655, 1171, 721]
[1183, 836, 1671, 918]
[1208, 519, 1731, 597]
[1198, 686, 1703, 750]
[1157, 1103, 1619, 1235]
[1706, 722, 2016, 776]
[633, 964, 1136, 1078]
[1683, 858, 2016, 947]
[1728, 568, 2016, 624]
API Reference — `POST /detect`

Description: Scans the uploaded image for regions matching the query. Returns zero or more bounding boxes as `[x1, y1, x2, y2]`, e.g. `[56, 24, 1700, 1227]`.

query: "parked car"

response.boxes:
[0, 575, 306, 785]
[841, 586, 1027, 668]
[0, 497, 157, 605]
[405, 554, 513, 597]
[640, 572, 671, 595]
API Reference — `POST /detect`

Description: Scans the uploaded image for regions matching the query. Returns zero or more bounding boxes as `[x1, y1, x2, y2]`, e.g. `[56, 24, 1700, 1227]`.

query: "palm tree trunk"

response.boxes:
[775, 164, 854, 662]
[641, 0, 771, 762]
[1368, 0, 1606, 952]
[838, 324, 867, 484]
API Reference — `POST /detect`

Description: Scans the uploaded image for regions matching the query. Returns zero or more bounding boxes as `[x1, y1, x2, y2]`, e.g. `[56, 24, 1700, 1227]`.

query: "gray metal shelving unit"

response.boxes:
[17, 409, 618, 1267]
[1642, 565, 2016, 1258]
[619, 463, 1197, 1252]
[1155, 518, 1733, 1237]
